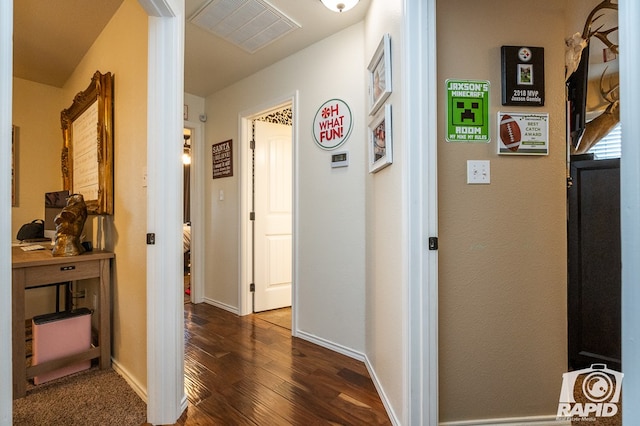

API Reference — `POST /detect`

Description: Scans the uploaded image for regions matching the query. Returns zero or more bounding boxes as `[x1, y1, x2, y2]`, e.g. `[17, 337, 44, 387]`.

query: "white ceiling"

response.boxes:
[13, 0, 370, 98]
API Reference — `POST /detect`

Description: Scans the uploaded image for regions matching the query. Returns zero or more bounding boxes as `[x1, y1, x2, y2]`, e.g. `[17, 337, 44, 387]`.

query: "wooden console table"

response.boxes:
[12, 247, 114, 399]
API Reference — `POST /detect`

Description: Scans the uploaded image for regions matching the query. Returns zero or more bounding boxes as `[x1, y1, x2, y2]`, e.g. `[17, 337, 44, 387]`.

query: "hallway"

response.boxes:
[176, 303, 390, 425]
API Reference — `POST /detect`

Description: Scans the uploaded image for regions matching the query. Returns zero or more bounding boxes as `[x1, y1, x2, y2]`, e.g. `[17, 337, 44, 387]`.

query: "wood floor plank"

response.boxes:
[177, 303, 391, 425]
[221, 377, 325, 425]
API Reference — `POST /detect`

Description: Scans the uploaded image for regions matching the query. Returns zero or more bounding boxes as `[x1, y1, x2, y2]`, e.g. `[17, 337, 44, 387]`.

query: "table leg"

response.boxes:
[98, 259, 111, 369]
[12, 270, 26, 399]
[65, 281, 72, 311]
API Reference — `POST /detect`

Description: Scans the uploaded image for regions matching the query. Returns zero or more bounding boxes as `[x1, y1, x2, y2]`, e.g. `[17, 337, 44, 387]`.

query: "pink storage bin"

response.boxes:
[31, 308, 92, 384]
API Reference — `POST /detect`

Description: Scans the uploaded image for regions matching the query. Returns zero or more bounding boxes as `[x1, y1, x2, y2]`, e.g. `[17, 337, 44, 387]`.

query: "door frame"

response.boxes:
[238, 92, 298, 331]
[139, 0, 186, 424]
[619, 0, 640, 420]
[0, 1, 13, 422]
[405, 0, 439, 424]
[183, 120, 205, 304]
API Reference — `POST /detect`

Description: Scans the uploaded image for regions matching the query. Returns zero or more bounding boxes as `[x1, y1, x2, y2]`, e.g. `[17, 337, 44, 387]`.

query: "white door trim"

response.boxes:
[184, 120, 205, 304]
[139, 0, 186, 424]
[619, 0, 640, 422]
[0, 1, 13, 423]
[238, 92, 299, 330]
[405, 0, 438, 424]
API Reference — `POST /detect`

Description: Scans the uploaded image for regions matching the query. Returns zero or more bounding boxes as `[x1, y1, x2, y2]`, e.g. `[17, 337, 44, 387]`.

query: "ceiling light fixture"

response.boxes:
[321, 0, 359, 13]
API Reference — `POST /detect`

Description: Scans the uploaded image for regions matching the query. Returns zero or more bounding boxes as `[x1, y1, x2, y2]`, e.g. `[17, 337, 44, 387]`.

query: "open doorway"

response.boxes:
[240, 97, 296, 329]
[566, 1, 621, 373]
[182, 122, 205, 306]
[183, 128, 192, 303]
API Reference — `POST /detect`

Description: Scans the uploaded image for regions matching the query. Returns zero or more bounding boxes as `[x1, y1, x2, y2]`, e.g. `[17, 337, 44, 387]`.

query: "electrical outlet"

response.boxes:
[467, 160, 490, 184]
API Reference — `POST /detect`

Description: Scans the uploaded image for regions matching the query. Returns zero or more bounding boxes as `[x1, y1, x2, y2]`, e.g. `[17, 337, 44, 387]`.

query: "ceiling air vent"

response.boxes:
[189, 0, 301, 54]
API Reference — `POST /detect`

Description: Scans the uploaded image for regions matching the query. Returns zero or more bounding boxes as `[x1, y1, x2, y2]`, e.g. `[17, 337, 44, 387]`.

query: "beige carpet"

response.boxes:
[13, 367, 147, 426]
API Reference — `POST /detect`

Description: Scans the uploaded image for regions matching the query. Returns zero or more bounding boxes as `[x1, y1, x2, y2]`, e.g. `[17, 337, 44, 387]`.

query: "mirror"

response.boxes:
[61, 70, 114, 215]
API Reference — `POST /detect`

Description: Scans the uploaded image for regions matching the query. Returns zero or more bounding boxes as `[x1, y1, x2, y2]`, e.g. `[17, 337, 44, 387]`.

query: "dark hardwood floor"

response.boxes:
[173, 303, 391, 425]
[254, 307, 292, 330]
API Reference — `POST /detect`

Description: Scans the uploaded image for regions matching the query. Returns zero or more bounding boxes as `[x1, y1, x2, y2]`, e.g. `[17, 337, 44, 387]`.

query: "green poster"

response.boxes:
[446, 79, 490, 143]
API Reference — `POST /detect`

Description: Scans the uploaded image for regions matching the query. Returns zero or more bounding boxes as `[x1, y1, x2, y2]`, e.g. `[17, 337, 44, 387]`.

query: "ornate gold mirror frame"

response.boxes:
[61, 71, 114, 215]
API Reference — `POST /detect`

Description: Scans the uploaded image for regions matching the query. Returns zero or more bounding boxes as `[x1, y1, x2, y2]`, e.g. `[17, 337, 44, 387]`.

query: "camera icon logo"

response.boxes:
[557, 364, 623, 419]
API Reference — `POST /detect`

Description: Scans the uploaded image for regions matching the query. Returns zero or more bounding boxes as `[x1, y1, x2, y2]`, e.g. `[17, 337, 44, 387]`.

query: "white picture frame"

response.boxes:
[497, 111, 549, 155]
[369, 104, 392, 173]
[368, 33, 392, 115]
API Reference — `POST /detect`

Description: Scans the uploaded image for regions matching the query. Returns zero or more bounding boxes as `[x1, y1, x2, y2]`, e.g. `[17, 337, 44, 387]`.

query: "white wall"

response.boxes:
[205, 23, 367, 352]
[364, 0, 406, 422]
[184, 92, 205, 123]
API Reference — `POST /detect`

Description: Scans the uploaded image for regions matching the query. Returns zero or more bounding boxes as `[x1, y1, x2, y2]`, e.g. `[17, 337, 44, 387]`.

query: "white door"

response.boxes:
[254, 120, 292, 312]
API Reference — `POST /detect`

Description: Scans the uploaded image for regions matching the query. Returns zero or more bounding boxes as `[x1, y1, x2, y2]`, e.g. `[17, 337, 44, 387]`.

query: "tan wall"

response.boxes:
[11, 79, 63, 236]
[437, 0, 568, 421]
[61, 0, 148, 391]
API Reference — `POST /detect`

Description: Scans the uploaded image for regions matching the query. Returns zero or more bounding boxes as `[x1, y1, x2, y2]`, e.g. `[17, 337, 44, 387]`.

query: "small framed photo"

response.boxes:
[369, 104, 392, 173]
[517, 64, 533, 85]
[368, 33, 392, 115]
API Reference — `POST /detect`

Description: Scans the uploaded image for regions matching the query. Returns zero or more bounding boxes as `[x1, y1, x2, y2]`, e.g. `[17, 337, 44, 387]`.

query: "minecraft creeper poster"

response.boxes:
[446, 79, 490, 142]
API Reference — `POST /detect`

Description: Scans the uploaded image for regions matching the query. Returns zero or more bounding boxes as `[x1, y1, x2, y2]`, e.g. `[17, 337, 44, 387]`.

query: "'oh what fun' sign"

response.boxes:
[313, 99, 353, 150]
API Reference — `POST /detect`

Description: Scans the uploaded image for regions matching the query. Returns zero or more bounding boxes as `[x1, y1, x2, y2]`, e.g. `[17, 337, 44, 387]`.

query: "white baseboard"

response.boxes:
[180, 394, 189, 413]
[363, 354, 401, 426]
[295, 329, 365, 362]
[294, 331, 401, 425]
[439, 415, 571, 426]
[111, 358, 148, 404]
[202, 297, 239, 315]
[113, 357, 190, 421]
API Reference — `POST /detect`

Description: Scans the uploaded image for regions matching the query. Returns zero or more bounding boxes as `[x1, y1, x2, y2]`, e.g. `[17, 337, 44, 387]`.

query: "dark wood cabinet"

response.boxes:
[568, 158, 621, 371]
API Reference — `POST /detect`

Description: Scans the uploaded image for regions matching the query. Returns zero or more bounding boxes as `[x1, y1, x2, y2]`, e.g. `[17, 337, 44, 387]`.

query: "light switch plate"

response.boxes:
[467, 160, 490, 184]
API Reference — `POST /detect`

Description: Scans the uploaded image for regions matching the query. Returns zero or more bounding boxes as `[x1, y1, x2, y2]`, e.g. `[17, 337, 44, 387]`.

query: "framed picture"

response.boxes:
[368, 33, 392, 115]
[517, 64, 533, 85]
[497, 112, 549, 155]
[212, 139, 233, 179]
[500, 45, 545, 106]
[369, 104, 392, 173]
[60, 71, 114, 215]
